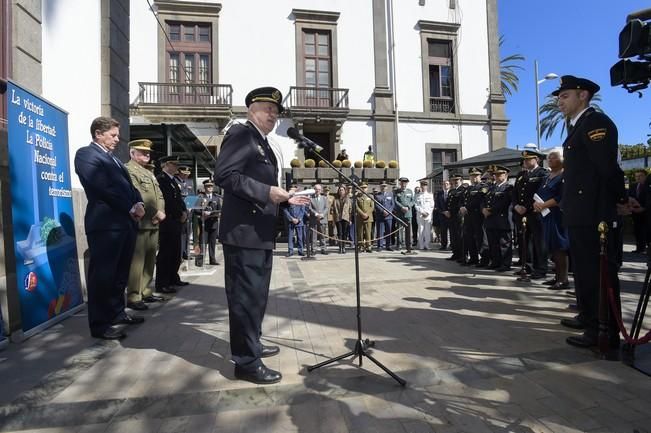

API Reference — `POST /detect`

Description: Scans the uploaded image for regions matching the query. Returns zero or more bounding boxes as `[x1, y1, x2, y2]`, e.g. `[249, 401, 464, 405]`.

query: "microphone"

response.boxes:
[287, 127, 323, 153]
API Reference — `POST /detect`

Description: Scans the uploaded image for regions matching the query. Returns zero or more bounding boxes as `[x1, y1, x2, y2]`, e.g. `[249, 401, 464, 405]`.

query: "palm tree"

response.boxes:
[539, 93, 603, 140]
[499, 36, 525, 98]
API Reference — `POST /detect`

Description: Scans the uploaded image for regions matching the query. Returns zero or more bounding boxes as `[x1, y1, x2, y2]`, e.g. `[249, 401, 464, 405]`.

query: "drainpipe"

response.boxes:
[387, 0, 399, 164]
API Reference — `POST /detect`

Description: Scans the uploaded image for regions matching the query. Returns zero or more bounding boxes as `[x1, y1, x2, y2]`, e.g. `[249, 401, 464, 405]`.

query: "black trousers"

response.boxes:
[464, 213, 484, 262]
[632, 214, 647, 252]
[156, 221, 183, 289]
[86, 228, 136, 334]
[522, 213, 548, 274]
[568, 226, 621, 342]
[487, 229, 512, 268]
[449, 216, 461, 258]
[438, 214, 449, 247]
[223, 244, 272, 368]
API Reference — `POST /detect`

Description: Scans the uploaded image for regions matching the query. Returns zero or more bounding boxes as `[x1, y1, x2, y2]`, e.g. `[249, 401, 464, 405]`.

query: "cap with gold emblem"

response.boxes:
[245, 86, 284, 113]
[398, 177, 409, 182]
[159, 155, 180, 165]
[468, 167, 483, 175]
[360, 183, 368, 188]
[493, 165, 510, 174]
[178, 166, 191, 175]
[551, 75, 600, 97]
[521, 149, 545, 159]
[203, 179, 214, 187]
[129, 139, 154, 152]
[449, 173, 462, 180]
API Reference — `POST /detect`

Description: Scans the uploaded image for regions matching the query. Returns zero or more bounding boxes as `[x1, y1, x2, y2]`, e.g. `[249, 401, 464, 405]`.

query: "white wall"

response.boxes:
[392, 0, 490, 116]
[397, 123, 462, 187]
[129, 1, 159, 102]
[42, 0, 101, 189]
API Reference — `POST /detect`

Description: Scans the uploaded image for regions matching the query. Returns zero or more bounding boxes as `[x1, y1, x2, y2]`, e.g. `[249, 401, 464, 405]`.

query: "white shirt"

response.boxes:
[570, 107, 590, 127]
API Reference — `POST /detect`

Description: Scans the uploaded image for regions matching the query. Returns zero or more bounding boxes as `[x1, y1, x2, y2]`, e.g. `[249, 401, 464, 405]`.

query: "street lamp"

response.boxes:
[534, 60, 558, 149]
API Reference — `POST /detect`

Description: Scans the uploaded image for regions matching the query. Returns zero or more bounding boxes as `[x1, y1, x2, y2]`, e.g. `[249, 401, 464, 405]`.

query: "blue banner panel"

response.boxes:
[6, 81, 83, 333]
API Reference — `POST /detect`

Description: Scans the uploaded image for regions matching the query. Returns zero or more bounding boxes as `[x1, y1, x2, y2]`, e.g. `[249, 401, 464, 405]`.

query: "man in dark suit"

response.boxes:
[629, 169, 647, 253]
[155, 156, 188, 294]
[214, 87, 310, 384]
[435, 180, 451, 250]
[74, 116, 146, 340]
[555, 75, 628, 351]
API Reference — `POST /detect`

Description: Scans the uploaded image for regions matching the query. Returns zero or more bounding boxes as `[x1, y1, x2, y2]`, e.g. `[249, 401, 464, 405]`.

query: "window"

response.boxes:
[431, 149, 457, 172]
[302, 29, 332, 106]
[419, 20, 459, 114]
[427, 40, 454, 113]
[165, 21, 212, 100]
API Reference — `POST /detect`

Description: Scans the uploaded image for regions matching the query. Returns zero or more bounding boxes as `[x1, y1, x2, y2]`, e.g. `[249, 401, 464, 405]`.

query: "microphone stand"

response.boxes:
[295, 141, 406, 386]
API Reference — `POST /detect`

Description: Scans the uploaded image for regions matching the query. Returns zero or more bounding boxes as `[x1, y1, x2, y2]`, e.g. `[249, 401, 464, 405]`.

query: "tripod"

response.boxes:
[293, 145, 406, 386]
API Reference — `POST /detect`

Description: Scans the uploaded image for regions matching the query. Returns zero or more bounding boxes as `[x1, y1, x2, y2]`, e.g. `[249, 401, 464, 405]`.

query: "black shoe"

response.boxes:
[386, 247, 394, 251]
[113, 314, 145, 325]
[91, 327, 126, 340]
[143, 295, 165, 303]
[174, 280, 190, 286]
[549, 281, 570, 290]
[127, 301, 148, 311]
[560, 317, 584, 330]
[321, 249, 328, 255]
[286, 253, 294, 258]
[261, 345, 280, 358]
[543, 278, 557, 286]
[566, 334, 597, 348]
[158, 286, 177, 294]
[530, 272, 547, 279]
[234, 364, 282, 385]
[209, 260, 219, 265]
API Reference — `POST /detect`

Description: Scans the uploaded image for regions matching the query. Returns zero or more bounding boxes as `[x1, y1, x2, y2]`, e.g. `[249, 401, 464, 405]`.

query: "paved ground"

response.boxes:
[1, 244, 650, 433]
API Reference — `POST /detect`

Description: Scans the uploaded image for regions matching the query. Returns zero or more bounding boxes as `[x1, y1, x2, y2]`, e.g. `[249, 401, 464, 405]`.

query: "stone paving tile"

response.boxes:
[1, 247, 650, 433]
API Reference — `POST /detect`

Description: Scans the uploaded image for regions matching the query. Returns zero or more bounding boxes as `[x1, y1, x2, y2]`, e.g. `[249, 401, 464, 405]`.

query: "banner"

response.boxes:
[6, 81, 83, 333]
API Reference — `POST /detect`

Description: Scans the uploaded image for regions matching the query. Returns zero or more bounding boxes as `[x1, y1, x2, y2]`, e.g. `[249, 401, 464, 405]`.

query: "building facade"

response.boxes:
[0, 0, 505, 335]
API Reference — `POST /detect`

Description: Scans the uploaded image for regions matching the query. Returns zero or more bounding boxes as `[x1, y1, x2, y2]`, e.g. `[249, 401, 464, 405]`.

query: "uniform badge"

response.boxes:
[257, 144, 266, 156]
[587, 128, 607, 141]
[272, 90, 281, 102]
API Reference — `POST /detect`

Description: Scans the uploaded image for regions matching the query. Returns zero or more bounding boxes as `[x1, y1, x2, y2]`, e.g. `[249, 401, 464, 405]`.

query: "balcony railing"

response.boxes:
[429, 97, 455, 113]
[136, 82, 233, 106]
[286, 86, 349, 110]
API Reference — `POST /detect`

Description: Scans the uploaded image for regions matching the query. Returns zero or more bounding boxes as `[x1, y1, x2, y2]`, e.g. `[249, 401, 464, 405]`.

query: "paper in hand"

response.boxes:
[533, 193, 550, 217]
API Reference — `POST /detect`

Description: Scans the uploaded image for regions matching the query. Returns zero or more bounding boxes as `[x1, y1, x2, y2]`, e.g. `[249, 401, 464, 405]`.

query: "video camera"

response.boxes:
[611, 8, 651, 93]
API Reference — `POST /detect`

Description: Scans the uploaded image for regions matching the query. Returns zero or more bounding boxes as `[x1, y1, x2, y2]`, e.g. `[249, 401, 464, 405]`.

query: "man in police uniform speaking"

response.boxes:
[555, 75, 627, 351]
[214, 87, 309, 384]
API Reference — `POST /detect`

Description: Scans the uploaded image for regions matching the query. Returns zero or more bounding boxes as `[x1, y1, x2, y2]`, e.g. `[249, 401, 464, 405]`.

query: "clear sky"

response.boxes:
[498, 0, 651, 149]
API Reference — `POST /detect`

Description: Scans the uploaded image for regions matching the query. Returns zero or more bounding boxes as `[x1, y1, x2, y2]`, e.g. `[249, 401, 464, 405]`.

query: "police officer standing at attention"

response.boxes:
[512, 149, 548, 279]
[482, 166, 514, 272]
[554, 75, 627, 351]
[125, 139, 166, 311]
[445, 174, 465, 262]
[394, 177, 415, 251]
[202, 179, 221, 265]
[375, 182, 395, 251]
[460, 167, 487, 266]
[156, 156, 188, 294]
[214, 87, 310, 384]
